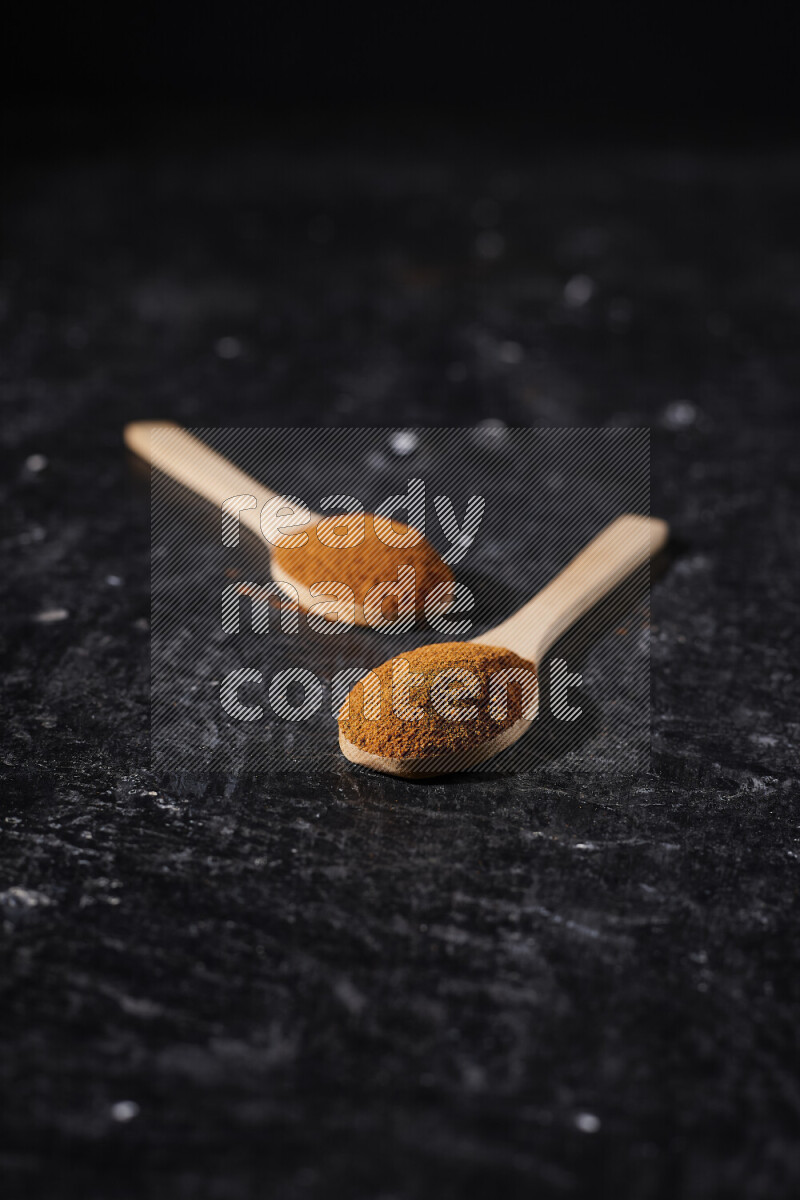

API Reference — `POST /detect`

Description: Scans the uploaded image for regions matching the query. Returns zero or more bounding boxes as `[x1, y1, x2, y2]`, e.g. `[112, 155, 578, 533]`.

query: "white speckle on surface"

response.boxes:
[497, 341, 523, 365]
[388, 430, 419, 457]
[34, 608, 69, 623]
[0, 887, 52, 910]
[215, 336, 242, 360]
[460, 1061, 487, 1092]
[472, 418, 508, 448]
[662, 400, 697, 429]
[106, 575, 123, 587]
[474, 230, 505, 261]
[575, 1112, 601, 1133]
[563, 274, 595, 308]
[25, 454, 48, 472]
[111, 1100, 140, 1122]
[673, 553, 710, 577]
[334, 977, 367, 1015]
[133, 617, 149, 632]
[19, 525, 46, 544]
[118, 994, 161, 1018]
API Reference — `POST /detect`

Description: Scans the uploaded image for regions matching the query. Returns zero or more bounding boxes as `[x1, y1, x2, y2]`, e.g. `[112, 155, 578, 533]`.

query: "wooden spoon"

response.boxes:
[124, 421, 453, 627]
[339, 514, 669, 776]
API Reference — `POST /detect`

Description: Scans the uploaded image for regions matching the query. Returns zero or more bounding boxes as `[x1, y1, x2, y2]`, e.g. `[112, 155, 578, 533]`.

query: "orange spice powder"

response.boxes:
[271, 515, 452, 615]
[338, 641, 537, 760]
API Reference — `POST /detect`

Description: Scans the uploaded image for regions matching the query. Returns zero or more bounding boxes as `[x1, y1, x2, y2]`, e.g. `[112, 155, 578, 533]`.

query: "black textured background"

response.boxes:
[1, 102, 800, 1199]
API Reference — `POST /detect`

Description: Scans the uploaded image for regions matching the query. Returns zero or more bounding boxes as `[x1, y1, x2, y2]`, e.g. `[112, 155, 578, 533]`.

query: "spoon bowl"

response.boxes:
[339, 715, 534, 778]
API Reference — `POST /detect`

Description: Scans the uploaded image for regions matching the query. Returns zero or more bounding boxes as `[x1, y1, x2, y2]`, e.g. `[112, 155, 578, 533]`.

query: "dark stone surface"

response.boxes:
[1, 121, 799, 1198]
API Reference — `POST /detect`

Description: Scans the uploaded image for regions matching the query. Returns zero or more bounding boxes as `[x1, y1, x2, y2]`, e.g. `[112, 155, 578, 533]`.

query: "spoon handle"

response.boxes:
[124, 421, 285, 538]
[474, 514, 669, 665]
